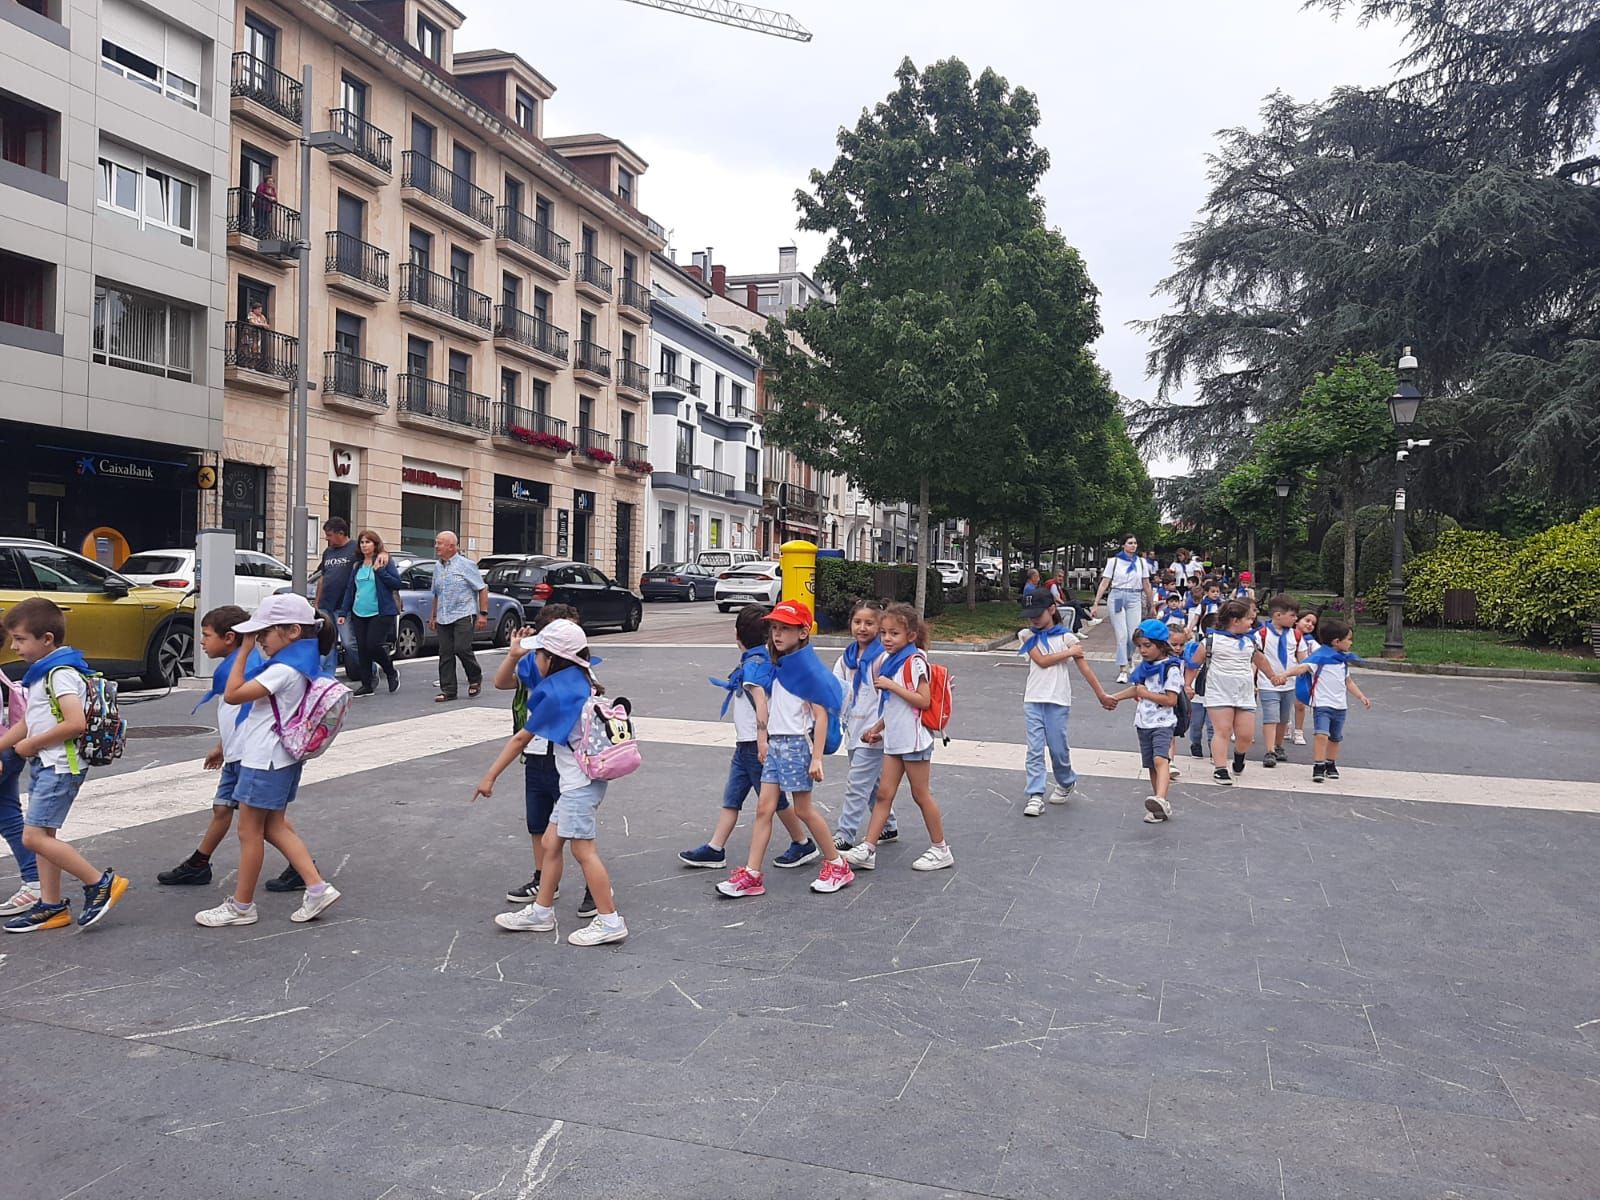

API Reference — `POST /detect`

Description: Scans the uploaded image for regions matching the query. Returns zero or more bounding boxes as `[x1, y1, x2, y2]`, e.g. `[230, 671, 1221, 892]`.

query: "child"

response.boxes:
[1291, 609, 1320, 745]
[1183, 612, 1215, 758]
[1162, 591, 1189, 634]
[1190, 580, 1224, 630]
[681, 605, 821, 869]
[0, 598, 128, 932]
[716, 600, 854, 898]
[473, 619, 627, 945]
[1104, 620, 1186, 823]
[1254, 594, 1301, 768]
[830, 600, 899, 850]
[0, 672, 42, 917]
[1233, 571, 1256, 602]
[844, 604, 954, 871]
[1284, 617, 1371, 783]
[1014, 593, 1101, 818]
[1185, 599, 1287, 786]
[198, 595, 341, 927]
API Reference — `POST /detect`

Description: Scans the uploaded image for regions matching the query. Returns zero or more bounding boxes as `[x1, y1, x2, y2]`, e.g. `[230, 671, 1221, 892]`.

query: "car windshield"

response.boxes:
[728, 565, 774, 578]
[120, 554, 186, 574]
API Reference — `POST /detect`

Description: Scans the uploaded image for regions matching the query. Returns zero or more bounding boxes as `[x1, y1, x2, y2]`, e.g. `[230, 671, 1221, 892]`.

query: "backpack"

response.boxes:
[902, 654, 954, 746]
[1155, 659, 1192, 738]
[0, 674, 24, 733]
[1193, 634, 1214, 698]
[44, 668, 128, 772]
[575, 696, 643, 781]
[1295, 665, 1325, 707]
[268, 677, 353, 762]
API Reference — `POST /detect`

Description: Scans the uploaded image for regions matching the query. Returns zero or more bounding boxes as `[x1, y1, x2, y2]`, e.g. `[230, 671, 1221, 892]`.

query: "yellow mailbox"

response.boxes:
[778, 539, 819, 631]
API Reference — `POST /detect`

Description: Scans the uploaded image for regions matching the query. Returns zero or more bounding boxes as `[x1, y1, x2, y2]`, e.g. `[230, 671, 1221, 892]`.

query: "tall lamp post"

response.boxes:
[1271, 476, 1291, 595]
[1383, 347, 1425, 659]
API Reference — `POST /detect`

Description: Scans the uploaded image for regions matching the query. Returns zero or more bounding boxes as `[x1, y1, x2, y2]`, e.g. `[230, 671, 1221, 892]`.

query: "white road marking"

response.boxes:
[125, 1005, 309, 1040]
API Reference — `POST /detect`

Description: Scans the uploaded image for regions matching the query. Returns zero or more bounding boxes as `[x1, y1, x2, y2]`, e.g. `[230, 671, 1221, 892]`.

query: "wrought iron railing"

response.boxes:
[574, 340, 611, 378]
[326, 108, 392, 172]
[225, 321, 297, 378]
[399, 262, 491, 330]
[619, 276, 650, 313]
[227, 187, 299, 245]
[495, 207, 570, 269]
[325, 231, 389, 290]
[322, 350, 388, 406]
[401, 151, 493, 226]
[231, 53, 301, 122]
[492, 305, 569, 360]
[575, 252, 613, 294]
[617, 359, 650, 392]
[397, 374, 490, 430]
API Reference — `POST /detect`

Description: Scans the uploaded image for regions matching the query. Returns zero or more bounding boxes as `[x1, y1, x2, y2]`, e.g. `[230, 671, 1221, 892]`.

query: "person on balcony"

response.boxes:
[253, 174, 277, 238]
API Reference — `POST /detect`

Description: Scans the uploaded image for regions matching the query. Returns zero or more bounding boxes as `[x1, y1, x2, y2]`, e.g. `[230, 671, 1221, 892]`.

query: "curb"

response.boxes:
[1354, 659, 1600, 683]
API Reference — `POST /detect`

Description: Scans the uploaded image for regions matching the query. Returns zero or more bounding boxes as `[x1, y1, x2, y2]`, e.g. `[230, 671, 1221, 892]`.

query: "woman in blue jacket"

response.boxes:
[339, 529, 405, 695]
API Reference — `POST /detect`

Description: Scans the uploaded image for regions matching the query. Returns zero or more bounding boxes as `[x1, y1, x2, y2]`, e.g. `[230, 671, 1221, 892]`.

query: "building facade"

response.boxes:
[222, 0, 662, 575]
[0, 0, 232, 559]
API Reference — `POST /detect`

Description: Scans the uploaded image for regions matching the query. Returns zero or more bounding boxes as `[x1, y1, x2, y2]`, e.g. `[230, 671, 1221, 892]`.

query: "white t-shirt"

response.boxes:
[766, 675, 815, 737]
[26, 666, 87, 774]
[1168, 559, 1198, 585]
[1134, 660, 1185, 729]
[730, 681, 762, 742]
[1309, 660, 1350, 710]
[1102, 555, 1151, 593]
[1206, 631, 1259, 684]
[234, 662, 309, 771]
[834, 653, 882, 748]
[1299, 635, 1321, 661]
[1254, 626, 1299, 692]
[880, 654, 934, 756]
[217, 697, 247, 762]
[1017, 628, 1075, 706]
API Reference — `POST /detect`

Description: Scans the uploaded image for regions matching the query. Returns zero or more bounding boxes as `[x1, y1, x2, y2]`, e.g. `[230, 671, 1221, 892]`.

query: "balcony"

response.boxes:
[322, 108, 392, 184]
[396, 375, 489, 439]
[787, 483, 821, 513]
[762, 478, 781, 504]
[617, 439, 652, 475]
[618, 276, 651, 321]
[728, 402, 758, 425]
[401, 151, 492, 236]
[226, 188, 300, 263]
[492, 405, 571, 459]
[321, 350, 388, 414]
[574, 427, 613, 470]
[699, 468, 737, 497]
[575, 252, 613, 301]
[224, 322, 297, 393]
[231, 53, 301, 139]
[324, 231, 390, 301]
[573, 339, 611, 384]
[495, 208, 570, 279]
[492, 306, 568, 369]
[744, 474, 760, 497]
[654, 370, 699, 399]
[399, 263, 491, 340]
[616, 358, 649, 397]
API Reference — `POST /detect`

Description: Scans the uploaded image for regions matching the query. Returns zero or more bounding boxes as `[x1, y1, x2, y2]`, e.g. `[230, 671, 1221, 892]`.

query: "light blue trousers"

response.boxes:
[838, 742, 895, 838]
[1024, 702, 1078, 796]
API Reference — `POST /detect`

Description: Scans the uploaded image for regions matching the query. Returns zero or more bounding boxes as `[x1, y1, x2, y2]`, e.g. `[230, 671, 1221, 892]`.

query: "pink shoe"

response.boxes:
[715, 867, 765, 898]
[809, 857, 855, 894]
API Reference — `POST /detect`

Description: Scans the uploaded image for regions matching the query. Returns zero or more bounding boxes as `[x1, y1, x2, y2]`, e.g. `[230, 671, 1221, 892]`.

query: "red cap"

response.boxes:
[762, 599, 813, 627]
[1240, 571, 1253, 581]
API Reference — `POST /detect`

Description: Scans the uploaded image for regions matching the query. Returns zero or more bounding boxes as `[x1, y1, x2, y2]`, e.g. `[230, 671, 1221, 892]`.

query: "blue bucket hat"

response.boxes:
[1136, 618, 1172, 643]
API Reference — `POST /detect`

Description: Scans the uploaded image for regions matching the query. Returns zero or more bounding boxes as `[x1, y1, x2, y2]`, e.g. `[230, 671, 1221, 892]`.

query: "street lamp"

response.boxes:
[1271, 475, 1291, 595]
[1383, 347, 1425, 659]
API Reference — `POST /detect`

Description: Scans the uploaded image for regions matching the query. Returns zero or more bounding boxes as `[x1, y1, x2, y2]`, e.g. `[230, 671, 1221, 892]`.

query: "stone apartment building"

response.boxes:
[222, 0, 662, 576]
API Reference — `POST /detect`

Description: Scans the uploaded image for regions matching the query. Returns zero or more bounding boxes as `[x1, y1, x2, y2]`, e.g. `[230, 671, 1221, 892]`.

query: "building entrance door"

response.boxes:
[223, 462, 268, 552]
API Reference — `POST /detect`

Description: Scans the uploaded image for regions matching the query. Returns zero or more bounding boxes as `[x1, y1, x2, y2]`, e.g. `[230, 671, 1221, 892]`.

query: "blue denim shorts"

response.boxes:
[1137, 725, 1175, 769]
[552, 780, 606, 840]
[25, 760, 86, 829]
[1258, 689, 1293, 725]
[214, 761, 242, 808]
[524, 751, 560, 836]
[1314, 706, 1347, 743]
[760, 733, 816, 793]
[723, 742, 790, 811]
[891, 746, 934, 763]
[234, 762, 304, 811]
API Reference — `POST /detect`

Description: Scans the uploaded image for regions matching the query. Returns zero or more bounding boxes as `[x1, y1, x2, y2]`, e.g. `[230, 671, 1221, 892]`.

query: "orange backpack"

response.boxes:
[902, 654, 954, 745]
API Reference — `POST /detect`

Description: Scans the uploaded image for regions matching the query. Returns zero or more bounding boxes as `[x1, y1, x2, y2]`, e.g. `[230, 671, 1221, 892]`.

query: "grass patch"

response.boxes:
[1351, 624, 1600, 673]
[928, 600, 1024, 644]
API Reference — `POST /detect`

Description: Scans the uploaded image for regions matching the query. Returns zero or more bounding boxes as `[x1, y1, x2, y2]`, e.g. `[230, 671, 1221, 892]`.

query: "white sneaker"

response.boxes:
[911, 845, 955, 872]
[1047, 782, 1074, 805]
[495, 904, 556, 932]
[843, 843, 877, 870]
[1293, 730, 1307, 745]
[0, 883, 41, 916]
[1116, 670, 1129, 684]
[568, 915, 627, 946]
[195, 899, 259, 927]
[1023, 795, 1045, 817]
[290, 884, 341, 923]
[1144, 795, 1172, 822]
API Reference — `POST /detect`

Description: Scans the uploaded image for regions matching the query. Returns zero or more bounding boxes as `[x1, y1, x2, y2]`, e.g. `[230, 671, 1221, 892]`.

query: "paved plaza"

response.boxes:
[3, 624, 1598, 1198]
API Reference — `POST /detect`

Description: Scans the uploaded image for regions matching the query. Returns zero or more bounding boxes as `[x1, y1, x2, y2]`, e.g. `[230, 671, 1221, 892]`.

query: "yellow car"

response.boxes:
[0, 537, 195, 689]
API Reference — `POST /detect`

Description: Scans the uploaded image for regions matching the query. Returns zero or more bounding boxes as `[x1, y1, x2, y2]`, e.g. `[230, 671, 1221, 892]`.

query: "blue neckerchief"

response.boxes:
[1234, 586, 1252, 598]
[1304, 645, 1360, 668]
[1128, 656, 1179, 687]
[523, 664, 595, 744]
[20, 647, 90, 688]
[1200, 598, 1220, 614]
[1182, 640, 1204, 668]
[875, 644, 921, 713]
[1215, 630, 1254, 650]
[842, 637, 884, 705]
[1261, 626, 1294, 668]
[709, 646, 775, 717]
[1115, 550, 1138, 576]
[522, 649, 603, 688]
[192, 647, 266, 714]
[773, 643, 843, 714]
[1018, 623, 1068, 659]
[239, 638, 330, 726]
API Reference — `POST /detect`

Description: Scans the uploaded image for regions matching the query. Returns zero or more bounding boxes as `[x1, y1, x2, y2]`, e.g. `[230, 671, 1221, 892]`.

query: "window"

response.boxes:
[578, 395, 593, 431]
[500, 366, 518, 406]
[101, 0, 201, 110]
[20, 547, 118, 592]
[409, 226, 433, 272]
[0, 93, 54, 175]
[535, 194, 553, 228]
[731, 382, 747, 413]
[243, 13, 277, 65]
[334, 310, 363, 358]
[407, 335, 430, 376]
[531, 378, 548, 415]
[97, 146, 197, 245]
[92, 282, 193, 381]
[236, 276, 272, 322]
[0, 250, 52, 331]
[416, 14, 443, 63]
[620, 410, 634, 445]
[340, 73, 368, 120]
[532, 286, 551, 323]
[676, 422, 694, 473]
[503, 176, 523, 214]
[579, 311, 596, 343]
[411, 116, 435, 160]
[144, 166, 195, 240]
[617, 166, 635, 206]
[501, 271, 520, 311]
[714, 373, 724, 414]
[660, 347, 678, 377]
[622, 250, 638, 282]
[514, 89, 536, 134]
[689, 360, 701, 392]
[621, 330, 636, 363]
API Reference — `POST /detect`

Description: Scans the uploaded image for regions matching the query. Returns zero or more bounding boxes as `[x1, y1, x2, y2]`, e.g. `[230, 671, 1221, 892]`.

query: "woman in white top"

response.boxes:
[1186, 598, 1287, 787]
[1090, 535, 1155, 683]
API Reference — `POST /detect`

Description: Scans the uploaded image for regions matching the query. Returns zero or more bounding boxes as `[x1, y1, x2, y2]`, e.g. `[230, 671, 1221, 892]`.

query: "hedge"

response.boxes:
[1323, 507, 1457, 595]
[816, 558, 946, 628]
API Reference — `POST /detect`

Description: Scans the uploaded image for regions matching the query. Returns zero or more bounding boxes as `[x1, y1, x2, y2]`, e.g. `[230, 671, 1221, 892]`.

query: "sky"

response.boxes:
[464, 0, 1406, 474]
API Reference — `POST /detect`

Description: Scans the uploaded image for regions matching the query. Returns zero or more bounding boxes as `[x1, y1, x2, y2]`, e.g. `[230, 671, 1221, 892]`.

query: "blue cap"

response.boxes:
[1136, 618, 1171, 642]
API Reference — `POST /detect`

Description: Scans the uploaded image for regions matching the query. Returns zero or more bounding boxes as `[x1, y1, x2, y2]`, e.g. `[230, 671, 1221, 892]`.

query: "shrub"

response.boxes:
[1388, 528, 1514, 625]
[816, 558, 945, 628]
[1495, 508, 1600, 645]
[1357, 523, 1413, 604]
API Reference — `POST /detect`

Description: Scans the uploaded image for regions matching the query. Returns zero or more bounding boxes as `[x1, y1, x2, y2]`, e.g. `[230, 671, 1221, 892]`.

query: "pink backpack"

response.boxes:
[268, 677, 352, 761]
[0, 675, 24, 732]
[574, 696, 642, 781]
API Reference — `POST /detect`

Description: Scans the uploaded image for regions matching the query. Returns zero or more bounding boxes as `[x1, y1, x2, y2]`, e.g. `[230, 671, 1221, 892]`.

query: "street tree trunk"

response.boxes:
[913, 474, 931, 615]
[1341, 455, 1358, 608]
[1246, 527, 1256, 587]
[965, 521, 978, 611]
[1000, 518, 1012, 601]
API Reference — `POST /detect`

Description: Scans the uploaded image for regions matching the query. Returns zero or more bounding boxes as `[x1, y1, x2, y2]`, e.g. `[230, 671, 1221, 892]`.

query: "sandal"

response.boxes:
[468, 683, 482, 697]
[435, 693, 455, 703]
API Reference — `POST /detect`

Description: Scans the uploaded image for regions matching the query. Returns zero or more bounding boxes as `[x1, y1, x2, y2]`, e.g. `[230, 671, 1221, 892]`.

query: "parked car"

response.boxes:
[483, 556, 643, 632]
[120, 547, 293, 610]
[934, 559, 967, 589]
[695, 549, 762, 577]
[714, 561, 782, 612]
[639, 561, 717, 602]
[0, 537, 195, 688]
[388, 559, 526, 660]
[976, 557, 1002, 583]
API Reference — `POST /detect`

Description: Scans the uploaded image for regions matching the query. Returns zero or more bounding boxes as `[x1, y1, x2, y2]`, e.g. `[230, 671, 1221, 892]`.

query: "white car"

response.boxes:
[976, 558, 1001, 582]
[714, 561, 782, 612]
[934, 559, 966, 589]
[119, 548, 293, 610]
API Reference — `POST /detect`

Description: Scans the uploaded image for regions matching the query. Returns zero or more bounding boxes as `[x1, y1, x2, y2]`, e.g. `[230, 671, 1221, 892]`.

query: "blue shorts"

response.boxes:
[722, 742, 791, 811]
[1137, 725, 1175, 769]
[214, 761, 242, 807]
[760, 733, 816, 794]
[524, 750, 560, 836]
[552, 780, 606, 840]
[25, 761, 86, 829]
[1314, 707, 1347, 743]
[1258, 689, 1293, 725]
[234, 762, 305, 811]
[890, 746, 934, 763]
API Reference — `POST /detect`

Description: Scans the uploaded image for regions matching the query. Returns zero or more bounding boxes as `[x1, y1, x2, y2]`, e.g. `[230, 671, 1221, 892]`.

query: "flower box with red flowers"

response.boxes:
[506, 425, 574, 453]
[621, 458, 653, 475]
[584, 446, 617, 464]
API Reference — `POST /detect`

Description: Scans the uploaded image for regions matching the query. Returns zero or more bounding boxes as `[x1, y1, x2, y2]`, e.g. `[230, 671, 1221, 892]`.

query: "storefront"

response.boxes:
[328, 445, 361, 530]
[571, 489, 595, 564]
[493, 472, 548, 555]
[399, 457, 464, 556]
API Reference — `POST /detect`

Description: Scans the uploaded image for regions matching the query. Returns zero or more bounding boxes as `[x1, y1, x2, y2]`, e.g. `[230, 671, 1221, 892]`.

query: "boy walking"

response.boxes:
[1284, 617, 1371, 782]
[0, 598, 128, 932]
[1104, 620, 1186, 823]
[1254, 595, 1301, 768]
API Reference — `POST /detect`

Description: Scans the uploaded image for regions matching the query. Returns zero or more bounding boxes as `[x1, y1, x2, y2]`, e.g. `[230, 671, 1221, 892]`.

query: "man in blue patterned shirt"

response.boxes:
[428, 530, 488, 702]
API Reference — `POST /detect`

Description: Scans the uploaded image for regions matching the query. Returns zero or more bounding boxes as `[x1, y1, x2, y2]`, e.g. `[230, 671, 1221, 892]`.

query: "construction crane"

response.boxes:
[618, 0, 812, 42]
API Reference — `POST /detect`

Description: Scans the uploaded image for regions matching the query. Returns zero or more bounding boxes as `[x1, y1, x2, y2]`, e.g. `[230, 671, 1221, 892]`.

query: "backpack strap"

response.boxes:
[43, 667, 84, 776]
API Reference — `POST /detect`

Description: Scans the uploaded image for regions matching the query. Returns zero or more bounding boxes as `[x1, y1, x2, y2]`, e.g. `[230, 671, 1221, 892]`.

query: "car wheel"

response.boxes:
[394, 617, 423, 660]
[685, 584, 697, 603]
[622, 603, 642, 632]
[142, 617, 194, 689]
[493, 611, 517, 647]
[717, 604, 731, 613]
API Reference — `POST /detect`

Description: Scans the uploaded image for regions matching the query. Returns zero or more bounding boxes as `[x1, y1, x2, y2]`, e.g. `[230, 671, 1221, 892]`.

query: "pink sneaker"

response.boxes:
[715, 867, 765, 898]
[809, 857, 855, 894]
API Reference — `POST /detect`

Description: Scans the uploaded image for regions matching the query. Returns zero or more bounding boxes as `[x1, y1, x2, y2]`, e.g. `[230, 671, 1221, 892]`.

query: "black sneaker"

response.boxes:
[157, 856, 212, 886]
[264, 864, 306, 893]
[1232, 753, 1247, 776]
[1213, 767, 1233, 786]
[878, 827, 900, 843]
[1312, 763, 1327, 784]
[577, 889, 598, 919]
[1263, 751, 1277, 769]
[1275, 743, 1289, 760]
[1324, 763, 1341, 780]
[506, 874, 539, 904]
[1189, 742, 1203, 758]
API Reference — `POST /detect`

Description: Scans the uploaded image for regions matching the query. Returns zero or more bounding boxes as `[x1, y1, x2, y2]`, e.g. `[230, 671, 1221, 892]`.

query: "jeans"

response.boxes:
[1188, 700, 1213, 750]
[838, 743, 895, 838]
[435, 615, 481, 696]
[1024, 702, 1077, 796]
[1107, 591, 1142, 669]
[351, 614, 397, 689]
[0, 748, 38, 884]
[321, 616, 359, 677]
[720, 742, 791, 812]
